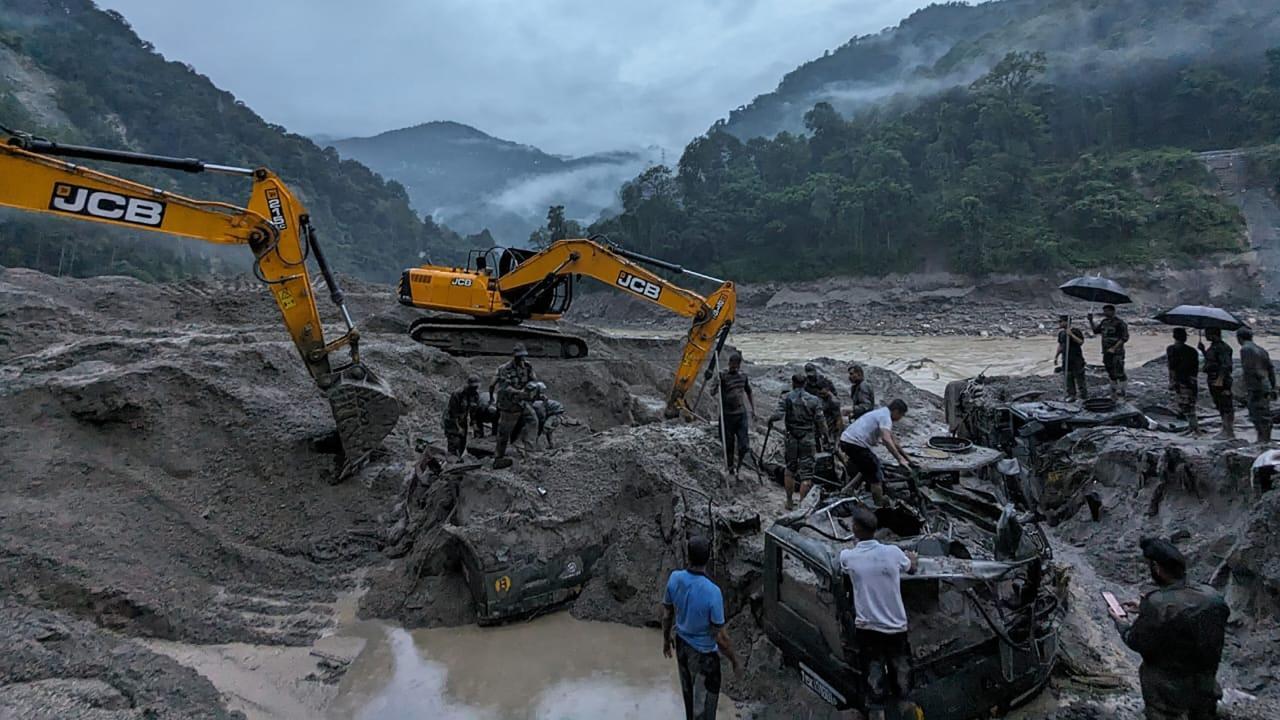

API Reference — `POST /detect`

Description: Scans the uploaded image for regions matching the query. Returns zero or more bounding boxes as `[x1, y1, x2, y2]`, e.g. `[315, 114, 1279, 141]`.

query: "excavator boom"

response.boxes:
[0, 134, 400, 476]
[400, 238, 735, 416]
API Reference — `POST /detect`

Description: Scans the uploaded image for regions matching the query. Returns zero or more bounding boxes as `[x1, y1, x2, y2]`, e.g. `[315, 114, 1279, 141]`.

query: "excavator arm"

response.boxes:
[496, 239, 736, 416]
[0, 135, 400, 476]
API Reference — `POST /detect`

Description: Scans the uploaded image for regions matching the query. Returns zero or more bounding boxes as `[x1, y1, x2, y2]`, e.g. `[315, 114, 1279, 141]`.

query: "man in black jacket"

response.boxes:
[1166, 328, 1199, 433]
[1110, 537, 1229, 720]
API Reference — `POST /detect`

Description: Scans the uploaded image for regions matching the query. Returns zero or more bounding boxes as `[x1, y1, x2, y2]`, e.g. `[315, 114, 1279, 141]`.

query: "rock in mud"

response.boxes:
[0, 600, 240, 719]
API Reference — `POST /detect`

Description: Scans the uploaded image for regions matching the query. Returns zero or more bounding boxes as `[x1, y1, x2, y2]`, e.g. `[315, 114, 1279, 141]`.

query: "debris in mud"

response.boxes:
[947, 368, 1280, 717]
[763, 490, 1063, 720]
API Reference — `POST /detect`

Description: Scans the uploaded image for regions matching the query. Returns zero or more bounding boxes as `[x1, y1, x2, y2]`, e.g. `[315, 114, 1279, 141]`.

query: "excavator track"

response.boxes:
[408, 317, 588, 359]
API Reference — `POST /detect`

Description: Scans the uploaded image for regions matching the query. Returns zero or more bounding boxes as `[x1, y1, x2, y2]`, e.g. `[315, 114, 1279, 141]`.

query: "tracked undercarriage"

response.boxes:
[407, 316, 589, 359]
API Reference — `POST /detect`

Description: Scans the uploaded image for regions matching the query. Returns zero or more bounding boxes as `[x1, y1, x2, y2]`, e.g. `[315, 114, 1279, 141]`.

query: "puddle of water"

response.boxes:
[329, 613, 738, 720]
[600, 329, 1280, 395]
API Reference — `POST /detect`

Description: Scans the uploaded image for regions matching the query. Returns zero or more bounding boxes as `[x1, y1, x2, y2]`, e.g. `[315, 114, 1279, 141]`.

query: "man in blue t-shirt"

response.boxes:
[662, 536, 741, 720]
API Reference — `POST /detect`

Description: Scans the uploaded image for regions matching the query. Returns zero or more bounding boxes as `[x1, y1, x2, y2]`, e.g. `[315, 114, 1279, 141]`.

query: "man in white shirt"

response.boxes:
[838, 399, 914, 506]
[839, 506, 916, 720]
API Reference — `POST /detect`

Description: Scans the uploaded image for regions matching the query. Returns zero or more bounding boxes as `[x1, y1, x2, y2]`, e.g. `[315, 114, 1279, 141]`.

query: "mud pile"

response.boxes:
[1038, 429, 1280, 699]
[5, 264, 1278, 719]
[952, 371, 1280, 717]
[0, 266, 706, 715]
[0, 600, 237, 720]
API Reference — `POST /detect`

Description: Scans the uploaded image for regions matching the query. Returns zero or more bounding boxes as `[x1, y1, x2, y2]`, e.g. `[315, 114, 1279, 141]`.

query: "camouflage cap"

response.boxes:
[466, 374, 481, 387]
[513, 343, 529, 357]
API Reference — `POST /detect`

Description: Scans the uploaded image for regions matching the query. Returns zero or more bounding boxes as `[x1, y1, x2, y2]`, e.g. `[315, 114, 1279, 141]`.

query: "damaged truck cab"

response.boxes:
[762, 502, 1061, 719]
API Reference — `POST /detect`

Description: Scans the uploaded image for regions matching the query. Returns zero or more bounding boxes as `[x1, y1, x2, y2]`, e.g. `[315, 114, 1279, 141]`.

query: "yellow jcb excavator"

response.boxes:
[397, 237, 736, 416]
[0, 129, 400, 477]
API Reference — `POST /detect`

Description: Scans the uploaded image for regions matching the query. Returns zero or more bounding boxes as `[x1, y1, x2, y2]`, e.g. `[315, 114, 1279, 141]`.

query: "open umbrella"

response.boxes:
[1059, 276, 1132, 305]
[1154, 304, 1244, 331]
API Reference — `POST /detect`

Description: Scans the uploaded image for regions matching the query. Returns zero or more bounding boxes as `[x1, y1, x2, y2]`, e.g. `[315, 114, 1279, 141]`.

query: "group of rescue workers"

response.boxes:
[1056, 305, 1276, 440]
[440, 343, 564, 469]
[437, 328, 1259, 720]
[688, 329, 1250, 719]
[712, 353, 909, 510]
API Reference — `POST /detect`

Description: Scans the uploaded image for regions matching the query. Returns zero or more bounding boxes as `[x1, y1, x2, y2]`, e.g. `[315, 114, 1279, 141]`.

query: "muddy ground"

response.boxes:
[1, 266, 1278, 719]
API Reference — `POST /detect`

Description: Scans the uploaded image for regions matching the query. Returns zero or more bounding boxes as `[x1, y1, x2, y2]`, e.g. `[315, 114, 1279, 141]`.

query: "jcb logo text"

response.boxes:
[451, 278, 473, 287]
[617, 271, 661, 300]
[49, 183, 166, 227]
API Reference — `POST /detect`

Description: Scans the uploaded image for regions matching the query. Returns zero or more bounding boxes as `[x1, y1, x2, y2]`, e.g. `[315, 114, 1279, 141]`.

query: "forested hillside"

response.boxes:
[0, 0, 477, 282]
[725, 0, 1280, 141]
[592, 1, 1280, 279]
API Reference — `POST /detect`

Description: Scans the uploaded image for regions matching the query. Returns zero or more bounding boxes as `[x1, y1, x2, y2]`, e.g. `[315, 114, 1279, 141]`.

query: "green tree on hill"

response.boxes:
[594, 49, 1275, 280]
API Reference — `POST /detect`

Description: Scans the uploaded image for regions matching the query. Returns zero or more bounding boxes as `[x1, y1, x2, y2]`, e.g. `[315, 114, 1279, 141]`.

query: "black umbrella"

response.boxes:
[1059, 276, 1132, 305]
[1154, 305, 1245, 331]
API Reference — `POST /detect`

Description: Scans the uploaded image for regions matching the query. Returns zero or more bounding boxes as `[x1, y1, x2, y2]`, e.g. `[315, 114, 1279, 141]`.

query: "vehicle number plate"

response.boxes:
[799, 662, 845, 707]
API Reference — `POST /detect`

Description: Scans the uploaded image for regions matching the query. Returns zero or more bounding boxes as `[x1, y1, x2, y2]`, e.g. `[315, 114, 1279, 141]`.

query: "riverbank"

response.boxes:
[573, 256, 1278, 337]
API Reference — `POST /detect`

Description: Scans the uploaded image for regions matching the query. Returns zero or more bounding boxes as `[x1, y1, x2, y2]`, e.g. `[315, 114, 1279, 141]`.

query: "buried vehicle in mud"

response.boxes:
[763, 486, 1063, 718]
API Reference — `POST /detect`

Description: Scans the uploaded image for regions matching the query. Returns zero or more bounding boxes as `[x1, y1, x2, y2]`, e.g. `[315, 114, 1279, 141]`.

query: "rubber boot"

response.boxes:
[1119, 381, 1128, 399]
[1108, 381, 1118, 400]
[1187, 412, 1199, 435]
[1260, 423, 1273, 444]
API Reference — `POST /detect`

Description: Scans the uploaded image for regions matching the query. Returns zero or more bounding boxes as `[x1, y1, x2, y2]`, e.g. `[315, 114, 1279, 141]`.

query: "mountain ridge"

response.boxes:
[0, 0, 480, 282]
[722, 0, 1280, 141]
[330, 120, 653, 245]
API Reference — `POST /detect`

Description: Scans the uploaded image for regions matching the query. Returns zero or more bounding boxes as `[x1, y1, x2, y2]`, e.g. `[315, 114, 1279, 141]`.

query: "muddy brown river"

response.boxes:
[602, 330, 1280, 395]
[152, 613, 738, 719]
[327, 614, 737, 720]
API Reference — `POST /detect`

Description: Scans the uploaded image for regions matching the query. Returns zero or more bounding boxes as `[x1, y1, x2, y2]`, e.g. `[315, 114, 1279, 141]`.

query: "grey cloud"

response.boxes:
[103, 0, 929, 156]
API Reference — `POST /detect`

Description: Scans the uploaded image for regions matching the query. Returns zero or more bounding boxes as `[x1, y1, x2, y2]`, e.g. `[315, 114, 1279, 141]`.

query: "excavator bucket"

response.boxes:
[326, 364, 401, 480]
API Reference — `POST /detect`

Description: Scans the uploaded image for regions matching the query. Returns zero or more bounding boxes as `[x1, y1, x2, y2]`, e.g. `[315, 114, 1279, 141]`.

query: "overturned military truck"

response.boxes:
[761, 445, 1063, 720]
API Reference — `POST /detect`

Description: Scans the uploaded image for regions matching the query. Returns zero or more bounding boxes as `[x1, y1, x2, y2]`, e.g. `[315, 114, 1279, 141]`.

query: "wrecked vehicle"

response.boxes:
[762, 486, 1062, 719]
[945, 378, 1147, 506]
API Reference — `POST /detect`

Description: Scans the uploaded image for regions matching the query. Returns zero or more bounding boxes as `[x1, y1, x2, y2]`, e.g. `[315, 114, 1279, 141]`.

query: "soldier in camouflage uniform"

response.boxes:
[770, 373, 822, 510]
[847, 364, 876, 421]
[492, 343, 538, 468]
[710, 352, 755, 475]
[442, 374, 483, 457]
[1237, 328, 1275, 443]
[1165, 328, 1199, 434]
[802, 363, 840, 449]
[1198, 328, 1235, 439]
[1111, 538, 1229, 720]
[1090, 305, 1130, 399]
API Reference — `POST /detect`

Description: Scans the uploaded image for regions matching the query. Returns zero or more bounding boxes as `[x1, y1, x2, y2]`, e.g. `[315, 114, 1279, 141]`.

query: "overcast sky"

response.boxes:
[104, 0, 928, 157]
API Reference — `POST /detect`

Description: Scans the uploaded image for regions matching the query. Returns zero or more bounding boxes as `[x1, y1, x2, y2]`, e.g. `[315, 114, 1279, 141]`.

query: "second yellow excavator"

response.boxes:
[397, 237, 736, 416]
[0, 129, 401, 478]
